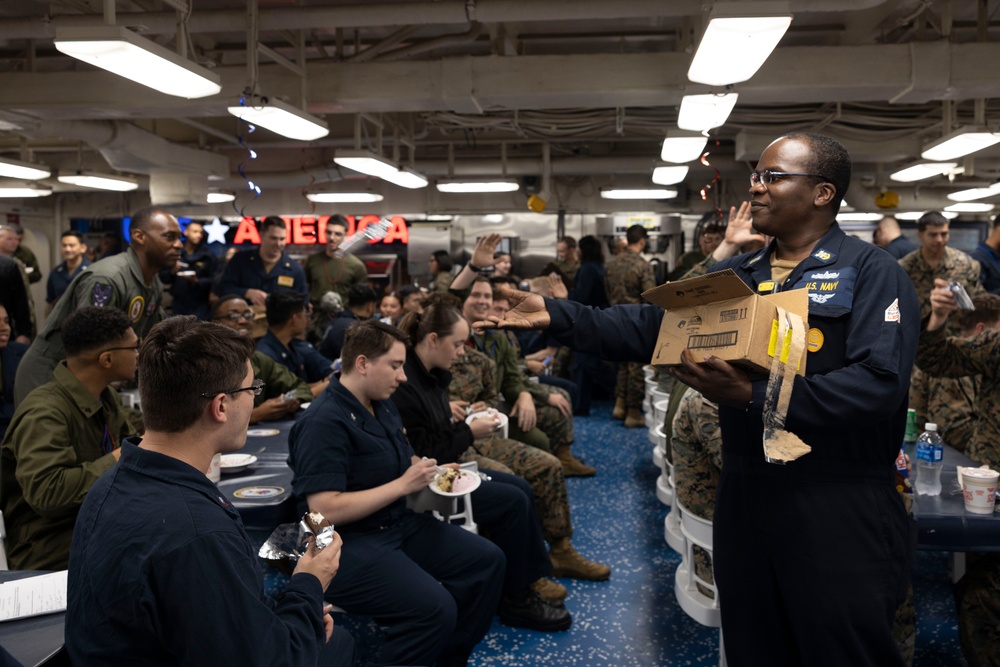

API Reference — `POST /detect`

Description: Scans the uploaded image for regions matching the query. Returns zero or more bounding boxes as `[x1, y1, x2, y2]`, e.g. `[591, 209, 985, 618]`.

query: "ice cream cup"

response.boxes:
[961, 468, 999, 515]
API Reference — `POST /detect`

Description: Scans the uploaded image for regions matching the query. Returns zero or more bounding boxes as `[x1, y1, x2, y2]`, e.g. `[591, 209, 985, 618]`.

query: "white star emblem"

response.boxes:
[203, 217, 230, 245]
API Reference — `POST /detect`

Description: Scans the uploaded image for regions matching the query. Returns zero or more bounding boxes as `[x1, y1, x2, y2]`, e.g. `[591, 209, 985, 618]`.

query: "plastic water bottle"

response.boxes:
[914, 423, 943, 496]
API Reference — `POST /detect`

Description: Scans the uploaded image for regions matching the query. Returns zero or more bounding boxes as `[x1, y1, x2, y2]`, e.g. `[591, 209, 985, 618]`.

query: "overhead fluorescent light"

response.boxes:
[895, 211, 958, 221]
[0, 185, 53, 198]
[58, 171, 139, 191]
[836, 212, 885, 222]
[382, 166, 429, 190]
[305, 192, 384, 203]
[334, 150, 399, 179]
[652, 165, 689, 186]
[207, 192, 236, 203]
[483, 214, 505, 223]
[600, 188, 678, 200]
[921, 127, 1000, 161]
[687, 3, 792, 86]
[678, 93, 739, 132]
[436, 180, 520, 193]
[944, 202, 995, 213]
[227, 97, 329, 141]
[889, 162, 958, 183]
[0, 156, 51, 180]
[425, 214, 453, 222]
[54, 25, 221, 99]
[660, 133, 708, 163]
[946, 183, 1000, 202]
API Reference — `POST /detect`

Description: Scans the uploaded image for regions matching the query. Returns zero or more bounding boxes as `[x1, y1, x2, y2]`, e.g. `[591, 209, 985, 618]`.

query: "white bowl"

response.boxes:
[220, 454, 258, 474]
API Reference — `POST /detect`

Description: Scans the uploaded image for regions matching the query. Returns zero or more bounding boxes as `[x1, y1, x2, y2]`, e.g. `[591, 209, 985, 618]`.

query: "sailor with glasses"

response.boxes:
[211, 295, 313, 423]
[1, 307, 138, 570]
[479, 133, 920, 667]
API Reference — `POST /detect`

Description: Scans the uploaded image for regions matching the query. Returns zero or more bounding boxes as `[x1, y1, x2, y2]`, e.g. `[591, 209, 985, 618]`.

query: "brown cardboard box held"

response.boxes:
[643, 269, 809, 376]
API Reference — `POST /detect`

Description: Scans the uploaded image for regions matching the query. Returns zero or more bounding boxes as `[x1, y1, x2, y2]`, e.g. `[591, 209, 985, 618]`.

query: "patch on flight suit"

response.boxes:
[791, 266, 857, 312]
[885, 298, 900, 323]
[757, 281, 776, 293]
[806, 328, 824, 352]
[127, 296, 145, 322]
[91, 283, 113, 307]
[277, 275, 295, 288]
[144, 301, 156, 317]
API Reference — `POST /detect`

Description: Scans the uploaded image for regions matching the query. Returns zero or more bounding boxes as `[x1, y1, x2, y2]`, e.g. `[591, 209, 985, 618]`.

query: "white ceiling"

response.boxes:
[0, 0, 999, 218]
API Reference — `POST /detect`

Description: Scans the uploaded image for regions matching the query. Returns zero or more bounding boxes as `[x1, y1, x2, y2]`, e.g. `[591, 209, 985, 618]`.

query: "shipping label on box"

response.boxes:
[643, 269, 809, 376]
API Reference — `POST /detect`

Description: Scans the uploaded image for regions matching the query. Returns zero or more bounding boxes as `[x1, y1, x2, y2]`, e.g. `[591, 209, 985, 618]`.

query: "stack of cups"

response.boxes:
[960, 468, 999, 515]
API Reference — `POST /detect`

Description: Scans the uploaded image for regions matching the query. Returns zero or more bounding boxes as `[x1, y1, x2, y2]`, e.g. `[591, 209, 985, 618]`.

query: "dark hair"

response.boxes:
[626, 225, 648, 245]
[129, 207, 172, 234]
[398, 298, 464, 346]
[139, 317, 256, 433]
[578, 235, 604, 265]
[917, 211, 949, 232]
[536, 262, 573, 290]
[211, 294, 249, 320]
[992, 212, 1000, 231]
[780, 132, 852, 214]
[489, 275, 519, 287]
[327, 214, 349, 231]
[954, 294, 1000, 332]
[558, 236, 577, 250]
[260, 216, 286, 233]
[60, 230, 85, 243]
[62, 307, 133, 356]
[341, 320, 409, 375]
[431, 250, 453, 272]
[493, 251, 511, 260]
[347, 284, 379, 308]
[265, 290, 307, 326]
[491, 288, 509, 303]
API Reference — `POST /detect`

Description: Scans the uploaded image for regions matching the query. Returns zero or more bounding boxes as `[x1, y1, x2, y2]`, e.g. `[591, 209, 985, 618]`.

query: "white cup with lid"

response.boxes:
[959, 467, 999, 515]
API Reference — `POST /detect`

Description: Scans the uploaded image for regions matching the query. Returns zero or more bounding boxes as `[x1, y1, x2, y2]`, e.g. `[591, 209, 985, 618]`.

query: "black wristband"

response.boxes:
[467, 263, 483, 272]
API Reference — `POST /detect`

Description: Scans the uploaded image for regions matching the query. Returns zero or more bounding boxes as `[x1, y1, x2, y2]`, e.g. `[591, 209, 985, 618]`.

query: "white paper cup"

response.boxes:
[961, 469, 999, 515]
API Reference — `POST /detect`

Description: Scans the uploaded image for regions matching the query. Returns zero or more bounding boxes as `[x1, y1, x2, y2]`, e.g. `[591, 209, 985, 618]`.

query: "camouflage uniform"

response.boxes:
[954, 553, 1000, 667]
[898, 246, 983, 326]
[908, 367, 979, 453]
[553, 259, 580, 282]
[449, 346, 572, 542]
[670, 387, 721, 598]
[605, 249, 655, 411]
[13, 244, 41, 284]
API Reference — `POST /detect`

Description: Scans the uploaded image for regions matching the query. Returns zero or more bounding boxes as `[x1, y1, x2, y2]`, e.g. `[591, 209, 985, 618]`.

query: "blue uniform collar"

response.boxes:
[326, 376, 401, 439]
[741, 224, 847, 287]
[119, 439, 239, 514]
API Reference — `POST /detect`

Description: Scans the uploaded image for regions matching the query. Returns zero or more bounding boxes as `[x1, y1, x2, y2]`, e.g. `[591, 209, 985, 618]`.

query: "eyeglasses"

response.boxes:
[200, 378, 265, 399]
[214, 311, 255, 322]
[750, 169, 830, 187]
[101, 341, 141, 354]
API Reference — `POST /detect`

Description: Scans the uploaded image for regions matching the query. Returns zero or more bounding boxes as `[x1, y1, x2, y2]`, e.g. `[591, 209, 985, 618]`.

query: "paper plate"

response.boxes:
[220, 454, 257, 473]
[247, 428, 281, 437]
[430, 470, 482, 497]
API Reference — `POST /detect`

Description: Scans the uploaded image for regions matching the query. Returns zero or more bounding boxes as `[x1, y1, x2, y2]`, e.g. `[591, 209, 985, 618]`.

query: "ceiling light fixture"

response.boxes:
[206, 192, 236, 203]
[57, 171, 139, 191]
[0, 156, 51, 180]
[382, 166, 429, 190]
[436, 180, 520, 193]
[946, 183, 1000, 202]
[836, 212, 885, 222]
[944, 202, 996, 213]
[305, 192, 384, 203]
[54, 25, 221, 99]
[600, 188, 678, 200]
[888, 162, 958, 183]
[227, 96, 329, 141]
[483, 214, 505, 224]
[333, 150, 427, 189]
[660, 133, 708, 163]
[921, 126, 1000, 161]
[652, 165, 689, 186]
[895, 211, 959, 221]
[0, 185, 53, 198]
[677, 94, 739, 132]
[687, 2, 792, 86]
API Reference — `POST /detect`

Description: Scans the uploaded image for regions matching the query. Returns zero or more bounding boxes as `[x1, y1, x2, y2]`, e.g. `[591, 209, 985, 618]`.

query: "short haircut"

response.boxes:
[578, 235, 604, 264]
[211, 294, 249, 319]
[1, 223, 23, 235]
[61, 230, 85, 243]
[398, 296, 464, 346]
[130, 207, 171, 234]
[626, 225, 648, 245]
[398, 284, 424, 306]
[347, 284, 379, 308]
[779, 132, 852, 214]
[62, 307, 133, 357]
[917, 211, 949, 232]
[341, 320, 409, 375]
[992, 212, 1000, 231]
[493, 251, 511, 260]
[431, 250, 453, 272]
[260, 216, 286, 233]
[139, 317, 256, 433]
[491, 288, 509, 303]
[558, 236, 577, 250]
[954, 294, 1000, 332]
[327, 214, 349, 230]
[489, 275, 519, 287]
[265, 290, 307, 326]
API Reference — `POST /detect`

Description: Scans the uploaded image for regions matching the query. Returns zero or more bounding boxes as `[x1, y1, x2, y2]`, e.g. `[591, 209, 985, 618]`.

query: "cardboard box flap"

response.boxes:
[643, 269, 754, 310]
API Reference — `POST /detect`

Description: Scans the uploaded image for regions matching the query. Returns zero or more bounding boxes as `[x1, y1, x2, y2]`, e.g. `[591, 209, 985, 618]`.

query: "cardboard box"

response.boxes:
[643, 269, 809, 376]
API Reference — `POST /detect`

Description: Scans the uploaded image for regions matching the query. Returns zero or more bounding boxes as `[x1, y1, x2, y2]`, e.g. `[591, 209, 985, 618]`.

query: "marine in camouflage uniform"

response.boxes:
[449, 345, 610, 580]
[605, 234, 655, 424]
[898, 245, 983, 327]
[907, 367, 978, 453]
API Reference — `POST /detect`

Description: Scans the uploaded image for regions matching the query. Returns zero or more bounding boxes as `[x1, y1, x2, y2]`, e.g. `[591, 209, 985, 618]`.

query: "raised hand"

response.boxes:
[473, 284, 551, 331]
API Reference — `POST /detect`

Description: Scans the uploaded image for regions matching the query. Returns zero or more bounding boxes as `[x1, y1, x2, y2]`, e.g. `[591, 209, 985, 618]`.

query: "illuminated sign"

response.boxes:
[232, 215, 409, 246]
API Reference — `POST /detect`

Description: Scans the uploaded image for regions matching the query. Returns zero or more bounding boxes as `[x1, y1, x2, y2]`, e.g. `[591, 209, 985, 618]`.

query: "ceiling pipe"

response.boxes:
[2, 0, 891, 40]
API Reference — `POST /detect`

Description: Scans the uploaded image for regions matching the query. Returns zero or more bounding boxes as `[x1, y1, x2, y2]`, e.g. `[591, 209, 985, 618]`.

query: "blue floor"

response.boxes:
[265, 399, 968, 666]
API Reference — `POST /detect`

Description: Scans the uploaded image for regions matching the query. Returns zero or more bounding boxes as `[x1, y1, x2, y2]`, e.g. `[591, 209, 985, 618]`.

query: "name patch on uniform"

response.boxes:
[757, 281, 776, 293]
[885, 298, 900, 323]
[91, 283, 113, 307]
[806, 328, 824, 352]
[277, 275, 295, 288]
[127, 296, 145, 322]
